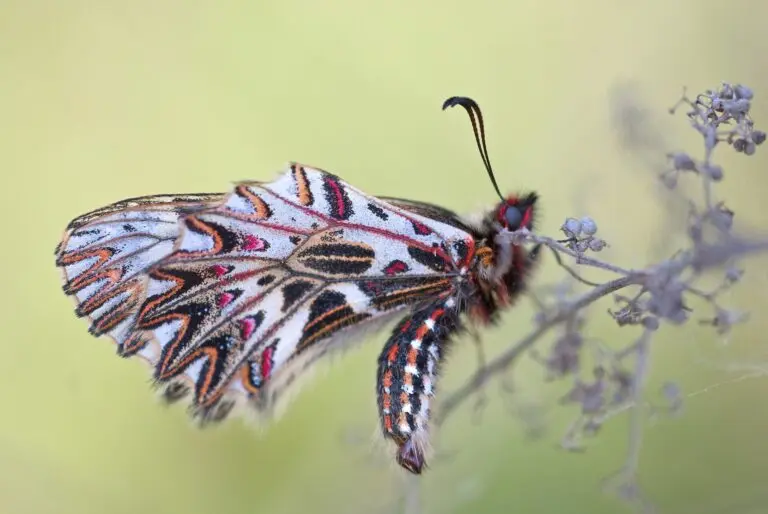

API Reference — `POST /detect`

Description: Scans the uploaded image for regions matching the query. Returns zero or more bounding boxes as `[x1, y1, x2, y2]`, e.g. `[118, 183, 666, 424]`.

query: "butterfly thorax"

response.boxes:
[463, 192, 540, 324]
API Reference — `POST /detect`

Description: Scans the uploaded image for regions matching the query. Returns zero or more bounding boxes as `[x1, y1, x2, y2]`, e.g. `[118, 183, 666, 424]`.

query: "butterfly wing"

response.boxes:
[56, 164, 477, 426]
[55, 193, 225, 348]
[98, 164, 475, 422]
[377, 196, 472, 232]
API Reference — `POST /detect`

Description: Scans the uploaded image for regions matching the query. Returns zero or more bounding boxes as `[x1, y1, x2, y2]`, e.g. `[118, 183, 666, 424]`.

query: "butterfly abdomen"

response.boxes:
[376, 297, 462, 474]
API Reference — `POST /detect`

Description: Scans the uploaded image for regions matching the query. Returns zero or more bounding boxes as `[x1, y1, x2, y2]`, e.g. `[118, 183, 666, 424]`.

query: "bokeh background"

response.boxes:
[2, 2, 768, 513]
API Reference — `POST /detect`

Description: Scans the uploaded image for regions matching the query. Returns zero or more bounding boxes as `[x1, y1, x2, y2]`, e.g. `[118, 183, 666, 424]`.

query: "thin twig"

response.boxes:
[435, 274, 644, 426]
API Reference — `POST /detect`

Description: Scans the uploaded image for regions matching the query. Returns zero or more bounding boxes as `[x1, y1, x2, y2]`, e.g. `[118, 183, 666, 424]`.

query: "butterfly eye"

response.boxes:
[504, 205, 524, 230]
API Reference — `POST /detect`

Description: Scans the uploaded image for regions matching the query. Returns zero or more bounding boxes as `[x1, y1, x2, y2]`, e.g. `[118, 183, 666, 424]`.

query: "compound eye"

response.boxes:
[504, 205, 523, 230]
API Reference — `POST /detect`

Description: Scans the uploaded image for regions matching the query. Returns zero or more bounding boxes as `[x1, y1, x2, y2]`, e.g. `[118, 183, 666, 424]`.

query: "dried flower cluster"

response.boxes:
[431, 83, 768, 512]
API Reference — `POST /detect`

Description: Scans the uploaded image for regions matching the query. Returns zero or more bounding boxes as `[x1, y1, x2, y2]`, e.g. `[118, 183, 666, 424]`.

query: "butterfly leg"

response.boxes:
[469, 325, 487, 371]
[376, 297, 462, 474]
[466, 324, 491, 423]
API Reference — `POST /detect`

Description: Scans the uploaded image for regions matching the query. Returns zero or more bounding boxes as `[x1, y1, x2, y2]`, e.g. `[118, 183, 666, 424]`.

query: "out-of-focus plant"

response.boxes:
[430, 83, 768, 513]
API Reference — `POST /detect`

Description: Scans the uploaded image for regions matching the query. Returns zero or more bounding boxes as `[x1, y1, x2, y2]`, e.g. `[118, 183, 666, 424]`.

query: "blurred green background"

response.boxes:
[2, 1, 768, 513]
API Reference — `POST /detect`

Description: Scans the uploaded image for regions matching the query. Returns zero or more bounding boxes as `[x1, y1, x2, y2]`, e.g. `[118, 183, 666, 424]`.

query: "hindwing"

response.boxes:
[55, 193, 224, 347]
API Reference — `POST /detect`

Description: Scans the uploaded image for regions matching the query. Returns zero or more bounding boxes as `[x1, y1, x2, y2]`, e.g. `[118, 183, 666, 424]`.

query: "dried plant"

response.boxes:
[421, 83, 768, 513]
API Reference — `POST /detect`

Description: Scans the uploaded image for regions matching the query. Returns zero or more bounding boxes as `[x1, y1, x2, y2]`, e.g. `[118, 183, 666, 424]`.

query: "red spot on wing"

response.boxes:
[211, 264, 228, 277]
[384, 260, 410, 276]
[242, 235, 265, 251]
[260, 345, 275, 380]
[411, 220, 433, 236]
[457, 237, 476, 269]
[239, 317, 256, 340]
[324, 176, 346, 218]
[217, 292, 235, 308]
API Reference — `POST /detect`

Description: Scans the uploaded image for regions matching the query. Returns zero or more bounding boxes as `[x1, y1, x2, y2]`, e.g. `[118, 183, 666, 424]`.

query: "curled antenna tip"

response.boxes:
[442, 96, 477, 111]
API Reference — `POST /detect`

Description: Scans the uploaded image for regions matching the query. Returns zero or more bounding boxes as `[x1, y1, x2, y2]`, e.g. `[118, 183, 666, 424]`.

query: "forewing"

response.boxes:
[122, 163, 476, 423]
[377, 196, 472, 233]
[55, 193, 225, 347]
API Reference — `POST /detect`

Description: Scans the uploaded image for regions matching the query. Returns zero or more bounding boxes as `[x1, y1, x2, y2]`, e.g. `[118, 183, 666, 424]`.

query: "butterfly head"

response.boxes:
[497, 192, 538, 232]
[443, 96, 542, 312]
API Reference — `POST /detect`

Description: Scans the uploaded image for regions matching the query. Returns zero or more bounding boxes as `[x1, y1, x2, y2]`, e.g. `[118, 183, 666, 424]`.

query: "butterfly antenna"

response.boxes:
[442, 96, 504, 201]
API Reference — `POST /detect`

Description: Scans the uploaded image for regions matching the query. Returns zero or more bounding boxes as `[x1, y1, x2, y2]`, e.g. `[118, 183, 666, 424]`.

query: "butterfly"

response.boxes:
[54, 97, 540, 475]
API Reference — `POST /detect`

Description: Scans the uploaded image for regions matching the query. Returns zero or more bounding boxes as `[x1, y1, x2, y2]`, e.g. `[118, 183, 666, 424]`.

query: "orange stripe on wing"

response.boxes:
[376, 280, 452, 310]
[65, 266, 123, 296]
[136, 268, 190, 321]
[76, 276, 137, 317]
[235, 185, 272, 220]
[175, 216, 223, 258]
[302, 304, 348, 332]
[292, 164, 314, 206]
[296, 310, 369, 351]
[145, 312, 192, 379]
[163, 345, 224, 407]
[239, 363, 261, 395]
[92, 297, 137, 333]
[57, 247, 115, 273]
